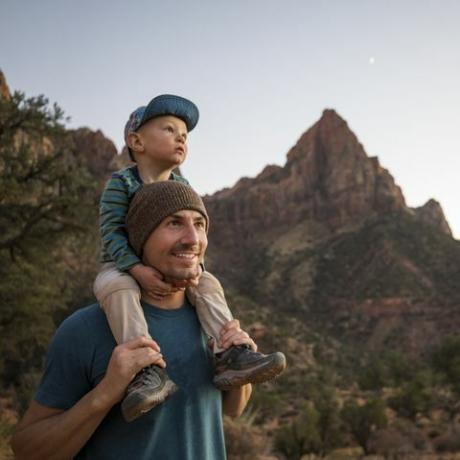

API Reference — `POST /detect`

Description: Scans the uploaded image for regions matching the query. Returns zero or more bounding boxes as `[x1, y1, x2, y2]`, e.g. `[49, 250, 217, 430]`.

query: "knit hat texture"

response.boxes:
[127, 181, 209, 257]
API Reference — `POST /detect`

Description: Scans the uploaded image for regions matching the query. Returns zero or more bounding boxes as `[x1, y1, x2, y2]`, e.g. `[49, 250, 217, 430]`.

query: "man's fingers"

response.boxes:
[129, 348, 166, 372]
[220, 319, 240, 336]
[220, 329, 249, 348]
[231, 337, 258, 352]
[220, 327, 247, 342]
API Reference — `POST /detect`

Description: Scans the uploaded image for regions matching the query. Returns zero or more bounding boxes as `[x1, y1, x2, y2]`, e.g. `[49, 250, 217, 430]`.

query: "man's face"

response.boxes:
[142, 209, 207, 281]
[129, 115, 188, 167]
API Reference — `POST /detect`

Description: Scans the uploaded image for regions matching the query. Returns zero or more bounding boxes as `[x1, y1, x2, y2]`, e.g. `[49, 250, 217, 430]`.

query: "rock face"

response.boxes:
[203, 109, 460, 356]
[0, 70, 11, 100]
[205, 109, 408, 261]
[414, 199, 452, 236]
[70, 128, 119, 181]
[206, 110, 406, 231]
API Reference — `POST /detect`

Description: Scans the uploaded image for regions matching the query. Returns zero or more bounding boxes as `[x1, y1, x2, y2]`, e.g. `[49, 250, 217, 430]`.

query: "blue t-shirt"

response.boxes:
[35, 300, 226, 460]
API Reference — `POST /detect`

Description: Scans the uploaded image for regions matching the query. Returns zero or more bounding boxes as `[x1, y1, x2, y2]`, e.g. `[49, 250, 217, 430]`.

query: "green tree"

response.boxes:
[341, 397, 387, 455]
[0, 91, 97, 404]
[432, 335, 460, 395]
[314, 384, 345, 455]
[274, 405, 321, 459]
[388, 370, 434, 421]
[357, 357, 388, 391]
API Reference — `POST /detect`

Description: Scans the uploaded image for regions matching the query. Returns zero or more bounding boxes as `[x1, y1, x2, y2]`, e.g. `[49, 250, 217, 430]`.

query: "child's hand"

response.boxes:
[129, 264, 175, 300]
[168, 264, 203, 289]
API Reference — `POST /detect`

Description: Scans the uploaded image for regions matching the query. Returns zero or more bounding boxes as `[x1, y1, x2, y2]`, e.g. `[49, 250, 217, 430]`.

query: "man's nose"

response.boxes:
[180, 223, 200, 245]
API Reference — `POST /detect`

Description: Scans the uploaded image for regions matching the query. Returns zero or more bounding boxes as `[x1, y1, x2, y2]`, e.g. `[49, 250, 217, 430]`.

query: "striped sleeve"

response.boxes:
[99, 175, 141, 271]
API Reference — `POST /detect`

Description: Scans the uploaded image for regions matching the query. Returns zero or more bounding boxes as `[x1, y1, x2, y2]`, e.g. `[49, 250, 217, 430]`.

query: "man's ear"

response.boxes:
[127, 132, 144, 154]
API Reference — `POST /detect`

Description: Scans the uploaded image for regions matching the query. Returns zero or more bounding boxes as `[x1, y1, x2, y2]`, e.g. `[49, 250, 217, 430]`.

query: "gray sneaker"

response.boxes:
[213, 345, 286, 391]
[121, 365, 178, 422]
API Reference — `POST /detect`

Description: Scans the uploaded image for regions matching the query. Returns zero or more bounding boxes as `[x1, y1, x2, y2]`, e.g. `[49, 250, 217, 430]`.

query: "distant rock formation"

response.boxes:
[70, 128, 119, 181]
[414, 199, 452, 236]
[204, 109, 410, 257]
[0, 70, 11, 100]
[201, 108, 459, 357]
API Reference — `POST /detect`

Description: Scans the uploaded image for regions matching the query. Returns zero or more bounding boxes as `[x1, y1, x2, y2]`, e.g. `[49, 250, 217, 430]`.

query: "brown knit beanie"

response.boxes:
[126, 181, 209, 257]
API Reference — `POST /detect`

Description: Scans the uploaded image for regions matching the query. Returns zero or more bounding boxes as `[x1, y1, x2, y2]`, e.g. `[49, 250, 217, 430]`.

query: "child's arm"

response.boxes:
[99, 174, 142, 272]
[99, 175, 174, 298]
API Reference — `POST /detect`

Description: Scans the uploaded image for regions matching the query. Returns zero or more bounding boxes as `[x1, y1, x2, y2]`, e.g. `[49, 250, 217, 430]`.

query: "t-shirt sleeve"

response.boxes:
[35, 316, 92, 410]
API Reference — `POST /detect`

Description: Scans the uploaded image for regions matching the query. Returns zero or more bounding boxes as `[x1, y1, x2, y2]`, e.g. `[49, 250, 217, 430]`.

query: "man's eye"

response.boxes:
[169, 220, 181, 227]
[195, 221, 205, 228]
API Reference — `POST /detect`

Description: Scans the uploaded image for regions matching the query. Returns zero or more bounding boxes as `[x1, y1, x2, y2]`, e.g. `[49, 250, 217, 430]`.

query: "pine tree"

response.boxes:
[0, 91, 97, 405]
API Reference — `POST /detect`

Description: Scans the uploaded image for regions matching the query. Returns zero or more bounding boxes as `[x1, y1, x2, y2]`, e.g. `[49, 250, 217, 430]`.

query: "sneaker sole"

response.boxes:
[213, 352, 286, 391]
[121, 379, 178, 422]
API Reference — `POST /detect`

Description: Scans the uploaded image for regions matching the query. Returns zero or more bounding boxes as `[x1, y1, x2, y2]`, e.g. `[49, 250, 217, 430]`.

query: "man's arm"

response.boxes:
[11, 337, 165, 460]
[218, 319, 256, 418]
[222, 384, 252, 418]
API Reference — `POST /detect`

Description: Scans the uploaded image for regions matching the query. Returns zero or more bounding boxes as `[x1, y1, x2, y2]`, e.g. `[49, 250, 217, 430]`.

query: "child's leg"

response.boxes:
[94, 262, 177, 422]
[94, 262, 151, 343]
[186, 271, 233, 354]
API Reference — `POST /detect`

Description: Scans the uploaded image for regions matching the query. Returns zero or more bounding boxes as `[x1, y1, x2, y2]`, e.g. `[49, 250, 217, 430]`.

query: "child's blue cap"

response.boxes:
[124, 94, 199, 146]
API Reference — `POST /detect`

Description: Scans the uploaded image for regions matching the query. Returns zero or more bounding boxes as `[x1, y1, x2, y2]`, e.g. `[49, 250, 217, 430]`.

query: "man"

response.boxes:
[12, 181, 273, 460]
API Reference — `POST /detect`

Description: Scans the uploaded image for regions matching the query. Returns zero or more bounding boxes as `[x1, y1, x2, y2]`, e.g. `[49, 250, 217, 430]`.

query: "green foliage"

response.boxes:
[313, 213, 460, 304]
[274, 375, 346, 458]
[388, 369, 434, 421]
[357, 351, 418, 391]
[341, 397, 387, 455]
[274, 405, 322, 459]
[0, 414, 14, 460]
[432, 335, 460, 395]
[313, 384, 345, 455]
[357, 358, 388, 391]
[0, 91, 98, 393]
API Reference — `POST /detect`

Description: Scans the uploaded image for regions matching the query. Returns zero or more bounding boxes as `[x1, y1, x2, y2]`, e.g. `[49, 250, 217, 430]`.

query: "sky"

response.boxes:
[1, 0, 459, 237]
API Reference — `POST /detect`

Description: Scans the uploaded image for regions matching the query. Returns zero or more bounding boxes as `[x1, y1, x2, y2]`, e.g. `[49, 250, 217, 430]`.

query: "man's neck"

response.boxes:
[136, 158, 175, 184]
[141, 290, 186, 310]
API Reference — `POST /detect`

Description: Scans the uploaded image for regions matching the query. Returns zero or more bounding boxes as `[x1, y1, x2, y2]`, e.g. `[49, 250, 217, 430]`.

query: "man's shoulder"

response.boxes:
[56, 303, 106, 338]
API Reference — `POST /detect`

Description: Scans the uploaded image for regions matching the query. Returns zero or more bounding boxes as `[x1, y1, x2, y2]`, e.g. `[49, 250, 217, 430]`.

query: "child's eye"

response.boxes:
[165, 126, 174, 133]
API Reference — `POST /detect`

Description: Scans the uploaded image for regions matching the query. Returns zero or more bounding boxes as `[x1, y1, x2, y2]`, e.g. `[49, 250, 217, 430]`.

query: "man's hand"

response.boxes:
[218, 319, 257, 351]
[129, 264, 183, 300]
[98, 337, 166, 407]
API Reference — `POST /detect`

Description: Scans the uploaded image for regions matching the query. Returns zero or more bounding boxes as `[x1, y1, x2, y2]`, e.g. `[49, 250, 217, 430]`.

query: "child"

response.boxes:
[94, 95, 286, 422]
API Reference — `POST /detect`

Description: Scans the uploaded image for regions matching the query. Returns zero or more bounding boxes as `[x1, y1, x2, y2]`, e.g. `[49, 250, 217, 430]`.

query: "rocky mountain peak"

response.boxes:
[414, 198, 452, 236]
[206, 110, 407, 249]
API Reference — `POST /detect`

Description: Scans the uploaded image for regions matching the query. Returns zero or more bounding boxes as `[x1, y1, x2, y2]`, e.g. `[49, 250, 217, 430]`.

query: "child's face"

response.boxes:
[130, 115, 188, 167]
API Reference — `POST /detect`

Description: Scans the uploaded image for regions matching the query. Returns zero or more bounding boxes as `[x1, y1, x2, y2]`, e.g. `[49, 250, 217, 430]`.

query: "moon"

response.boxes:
[369, 57, 375, 65]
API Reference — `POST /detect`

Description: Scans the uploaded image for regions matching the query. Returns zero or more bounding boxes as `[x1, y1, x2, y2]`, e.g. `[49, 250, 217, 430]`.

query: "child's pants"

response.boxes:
[93, 262, 233, 354]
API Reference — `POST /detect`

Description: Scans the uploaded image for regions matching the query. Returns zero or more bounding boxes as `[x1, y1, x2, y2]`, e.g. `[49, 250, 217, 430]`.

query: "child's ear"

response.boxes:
[128, 132, 144, 153]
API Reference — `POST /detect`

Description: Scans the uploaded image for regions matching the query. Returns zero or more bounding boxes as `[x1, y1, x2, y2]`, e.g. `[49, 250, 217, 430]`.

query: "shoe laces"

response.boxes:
[131, 365, 162, 389]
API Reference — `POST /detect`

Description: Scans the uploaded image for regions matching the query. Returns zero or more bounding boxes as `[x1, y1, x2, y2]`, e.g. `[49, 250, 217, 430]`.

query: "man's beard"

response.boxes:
[161, 243, 203, 282]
